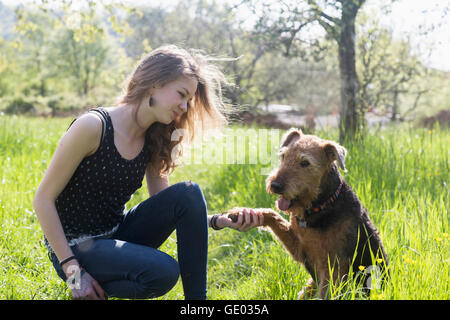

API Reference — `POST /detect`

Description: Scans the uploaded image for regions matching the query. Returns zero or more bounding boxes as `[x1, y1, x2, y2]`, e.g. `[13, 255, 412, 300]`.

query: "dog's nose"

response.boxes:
[270, 181, 283, 194]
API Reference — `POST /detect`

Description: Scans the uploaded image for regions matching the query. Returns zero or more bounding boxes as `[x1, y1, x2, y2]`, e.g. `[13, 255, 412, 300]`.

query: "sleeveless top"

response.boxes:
[45, 107, 151, 252]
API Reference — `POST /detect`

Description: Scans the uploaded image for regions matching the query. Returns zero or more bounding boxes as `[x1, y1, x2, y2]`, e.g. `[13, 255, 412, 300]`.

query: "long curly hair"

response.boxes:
[117, 45, 231, 176]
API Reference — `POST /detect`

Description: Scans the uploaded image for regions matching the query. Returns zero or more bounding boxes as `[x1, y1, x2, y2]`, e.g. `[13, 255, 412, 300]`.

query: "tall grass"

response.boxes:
[0, 115, 448, 299]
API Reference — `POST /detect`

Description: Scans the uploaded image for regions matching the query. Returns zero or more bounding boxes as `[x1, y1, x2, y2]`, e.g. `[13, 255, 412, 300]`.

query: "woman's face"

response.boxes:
[148, 76, 198, 125]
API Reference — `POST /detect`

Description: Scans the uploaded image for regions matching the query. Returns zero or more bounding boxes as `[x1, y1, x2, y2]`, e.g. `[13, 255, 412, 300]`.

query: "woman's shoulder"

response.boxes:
[70, 112, 103, 134]
[65, 112, 104, 155]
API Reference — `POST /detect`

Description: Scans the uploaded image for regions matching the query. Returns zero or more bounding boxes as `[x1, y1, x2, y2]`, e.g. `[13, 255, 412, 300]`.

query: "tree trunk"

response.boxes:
[391, 89, 399, 121]
[338, 2, 361, 142]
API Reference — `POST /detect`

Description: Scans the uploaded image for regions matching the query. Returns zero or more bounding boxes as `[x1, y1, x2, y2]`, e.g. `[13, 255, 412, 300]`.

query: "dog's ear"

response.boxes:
[280, 128, 302, 148]
[323, 141, 347, 172]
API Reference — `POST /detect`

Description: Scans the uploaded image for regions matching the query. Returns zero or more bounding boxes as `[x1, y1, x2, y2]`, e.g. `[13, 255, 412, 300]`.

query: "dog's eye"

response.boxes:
[300, 160, 310, 168]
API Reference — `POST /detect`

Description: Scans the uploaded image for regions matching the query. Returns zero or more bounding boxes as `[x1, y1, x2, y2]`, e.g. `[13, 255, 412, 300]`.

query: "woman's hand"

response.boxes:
[218, 208, 264, 232]
[64, 262, 105, 300]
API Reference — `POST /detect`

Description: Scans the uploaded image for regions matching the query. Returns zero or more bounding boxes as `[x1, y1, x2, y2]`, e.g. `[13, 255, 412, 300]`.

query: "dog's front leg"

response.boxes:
[298, 278, 317, 300]
[249, 208, 303, 263]
[260, 209, 298, 248]
[317, 279, 330, 299]
[226, 208, 299, 254]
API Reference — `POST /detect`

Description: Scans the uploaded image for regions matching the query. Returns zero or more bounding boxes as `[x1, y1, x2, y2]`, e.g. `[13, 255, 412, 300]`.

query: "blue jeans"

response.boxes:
[49, 181, 208, 300]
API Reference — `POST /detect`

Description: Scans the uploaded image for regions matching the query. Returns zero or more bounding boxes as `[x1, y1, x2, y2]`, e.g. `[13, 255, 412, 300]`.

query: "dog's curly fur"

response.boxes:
[226, 128, 389, 299]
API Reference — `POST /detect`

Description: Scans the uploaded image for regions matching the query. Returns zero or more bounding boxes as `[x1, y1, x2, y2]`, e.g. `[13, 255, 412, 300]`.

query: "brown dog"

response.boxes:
[226, 128, 388, 299]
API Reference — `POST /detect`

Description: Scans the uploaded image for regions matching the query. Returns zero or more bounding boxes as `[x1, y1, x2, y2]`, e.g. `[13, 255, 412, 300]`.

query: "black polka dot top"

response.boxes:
[48, 107, 151, 249]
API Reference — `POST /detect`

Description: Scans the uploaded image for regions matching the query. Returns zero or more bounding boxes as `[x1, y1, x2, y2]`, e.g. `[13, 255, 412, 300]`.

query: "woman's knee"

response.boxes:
[138, 254, 180, 298]
[175, 181, 207, 211]
[154, 257, 180, 296]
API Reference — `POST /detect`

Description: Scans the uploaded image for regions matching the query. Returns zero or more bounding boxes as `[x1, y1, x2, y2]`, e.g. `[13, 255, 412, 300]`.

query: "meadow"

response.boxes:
[0, 114, 448, 300]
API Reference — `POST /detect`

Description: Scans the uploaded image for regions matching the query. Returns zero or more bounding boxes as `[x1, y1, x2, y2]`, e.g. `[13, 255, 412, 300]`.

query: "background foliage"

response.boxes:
[0, 0, 448, 122]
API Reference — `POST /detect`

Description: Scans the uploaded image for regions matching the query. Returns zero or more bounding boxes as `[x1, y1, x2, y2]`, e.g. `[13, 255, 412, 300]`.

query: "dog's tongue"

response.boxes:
[277, 197, 291, 211]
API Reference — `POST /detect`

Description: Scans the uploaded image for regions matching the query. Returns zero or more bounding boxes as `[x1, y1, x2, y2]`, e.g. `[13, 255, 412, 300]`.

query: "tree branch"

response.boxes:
[306, 0, 340, 40]
[401, 90, 427, 120]
[317, 17, 340, 40]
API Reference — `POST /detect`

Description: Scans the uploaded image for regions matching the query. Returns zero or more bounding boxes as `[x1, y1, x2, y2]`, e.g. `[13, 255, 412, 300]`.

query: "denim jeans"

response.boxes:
[49, 181, 208, 300]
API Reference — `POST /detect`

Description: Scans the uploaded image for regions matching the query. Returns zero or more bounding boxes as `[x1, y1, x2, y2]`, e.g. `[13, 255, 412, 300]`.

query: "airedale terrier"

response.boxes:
[226, 128, 389, 299]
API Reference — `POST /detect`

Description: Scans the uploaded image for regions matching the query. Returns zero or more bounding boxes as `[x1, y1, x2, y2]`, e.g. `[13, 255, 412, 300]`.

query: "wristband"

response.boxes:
[59, 255, 77, 267]
[211, 214, 223, 230]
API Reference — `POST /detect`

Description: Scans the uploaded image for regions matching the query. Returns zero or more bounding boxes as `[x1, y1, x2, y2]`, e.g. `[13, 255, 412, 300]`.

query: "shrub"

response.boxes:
[4, 96, 36, 115]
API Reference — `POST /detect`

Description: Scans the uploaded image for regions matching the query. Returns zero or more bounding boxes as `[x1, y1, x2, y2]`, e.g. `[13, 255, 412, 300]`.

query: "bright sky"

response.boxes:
[3, 0, 449, 71]
[365, 0, 450, 71]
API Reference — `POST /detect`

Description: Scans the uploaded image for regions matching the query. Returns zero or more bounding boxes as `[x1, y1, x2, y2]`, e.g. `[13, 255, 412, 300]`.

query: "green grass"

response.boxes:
[0, 114, 448, 299]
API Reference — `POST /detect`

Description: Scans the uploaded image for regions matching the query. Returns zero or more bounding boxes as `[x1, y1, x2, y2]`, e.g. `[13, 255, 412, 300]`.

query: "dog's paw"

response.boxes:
[228, 213, 238, 223]
[297, 279, 317, 300]
[224, 207, 247, 223]
[224, 207, 278, 225]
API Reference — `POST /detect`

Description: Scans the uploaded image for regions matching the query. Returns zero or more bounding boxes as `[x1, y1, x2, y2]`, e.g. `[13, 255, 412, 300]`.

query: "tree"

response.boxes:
[14, 7, 56, 96]
[356, 12, 431, 122]
[51, 26, 109, 96]
[124, 0, 284, 109]
[242, 0, 367, 141]
[13, 0, 128, 101]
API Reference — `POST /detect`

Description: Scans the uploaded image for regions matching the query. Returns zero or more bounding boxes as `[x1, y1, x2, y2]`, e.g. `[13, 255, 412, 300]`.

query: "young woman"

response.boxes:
[33, 45, 264, 300]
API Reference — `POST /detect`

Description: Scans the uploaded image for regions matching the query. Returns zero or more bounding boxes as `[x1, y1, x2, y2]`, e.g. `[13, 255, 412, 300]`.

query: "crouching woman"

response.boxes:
[33, 45, 263, 300]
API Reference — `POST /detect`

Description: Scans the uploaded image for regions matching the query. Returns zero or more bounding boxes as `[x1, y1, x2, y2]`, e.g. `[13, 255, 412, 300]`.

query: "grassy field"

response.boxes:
[0, 115, 448, 300]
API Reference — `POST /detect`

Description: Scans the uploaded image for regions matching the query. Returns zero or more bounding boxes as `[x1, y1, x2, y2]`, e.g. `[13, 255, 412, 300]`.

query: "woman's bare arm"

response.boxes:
[145, 163, 170, 197]
[33, 114, 102, 269]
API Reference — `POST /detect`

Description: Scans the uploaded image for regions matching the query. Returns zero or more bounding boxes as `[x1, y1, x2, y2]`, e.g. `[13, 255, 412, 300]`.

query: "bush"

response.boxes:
[418, 109, 450, 128]
[48, 93, 98, 116]
[4, 96, 36, 115]
[0, 93, 101, 117]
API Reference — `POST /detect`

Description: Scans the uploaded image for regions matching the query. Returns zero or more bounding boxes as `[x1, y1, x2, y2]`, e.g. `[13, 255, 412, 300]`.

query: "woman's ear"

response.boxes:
[323, 141, 348, 172]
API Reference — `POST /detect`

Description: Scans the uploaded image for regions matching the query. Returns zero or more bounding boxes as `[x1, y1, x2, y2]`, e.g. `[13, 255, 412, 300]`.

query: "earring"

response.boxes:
[148, 96, 153, 107]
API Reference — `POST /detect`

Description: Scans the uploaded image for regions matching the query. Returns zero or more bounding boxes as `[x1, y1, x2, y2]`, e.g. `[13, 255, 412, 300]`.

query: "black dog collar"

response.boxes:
[297, 182, 343, 228]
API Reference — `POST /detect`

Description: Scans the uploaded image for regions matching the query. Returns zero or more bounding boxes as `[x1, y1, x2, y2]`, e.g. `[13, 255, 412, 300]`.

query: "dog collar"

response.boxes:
[297, 182, 343, 228]
[307, 182, 343, 214]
